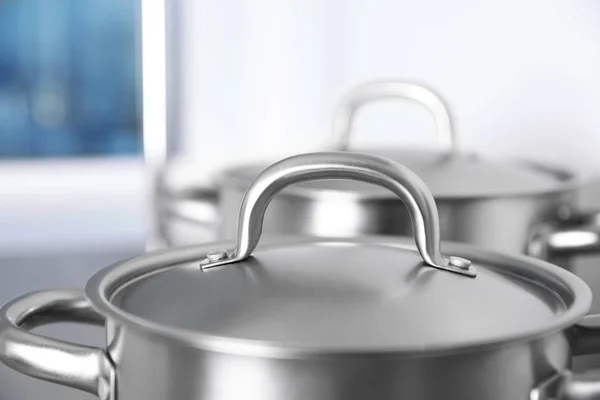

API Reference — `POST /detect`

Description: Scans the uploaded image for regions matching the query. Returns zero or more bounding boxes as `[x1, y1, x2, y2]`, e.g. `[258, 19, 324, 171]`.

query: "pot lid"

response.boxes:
[87, 152, 590, 356]
[222, 148, 574, 199]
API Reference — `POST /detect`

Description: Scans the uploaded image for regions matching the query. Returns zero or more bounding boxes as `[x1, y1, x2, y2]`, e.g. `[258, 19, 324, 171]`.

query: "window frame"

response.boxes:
[0, 0, 169, 256]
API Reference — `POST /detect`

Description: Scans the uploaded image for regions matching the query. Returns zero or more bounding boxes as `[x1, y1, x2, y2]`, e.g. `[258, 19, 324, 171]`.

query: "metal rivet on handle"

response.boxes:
[206, 250, 229, 262]
[448, 256, 472, 270]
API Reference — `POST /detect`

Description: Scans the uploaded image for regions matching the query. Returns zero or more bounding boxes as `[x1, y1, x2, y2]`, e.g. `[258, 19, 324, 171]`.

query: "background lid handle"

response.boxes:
[330, 79, 458, 152]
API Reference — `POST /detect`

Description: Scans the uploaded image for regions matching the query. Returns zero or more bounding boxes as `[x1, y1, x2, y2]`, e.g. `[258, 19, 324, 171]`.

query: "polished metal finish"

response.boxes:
[532, 370, 600, 400]
[448, 255, 471, 269]
[199, 152, 475, 277]
[166, 160, 593, 271]
[0, 289, 115, 400]
[0, 250, 133, 400]
[109, 329, 574, 400]
[330, 79, 458, 152]
[157, 186, 220, 245]
[218, 177, 569, 257]
[1, 239, 600, 398]
[547, 224, 600, 257]
[95, 236, 588, 352]
[211, 155, 596, 274]
[86, 241, 600, 399]
[218, 150, 569, 198]
[163, 151, 599, 270]
[527, 218, 600, 270]
[158, 80, 600, 272]
[206, 249, 228, 262]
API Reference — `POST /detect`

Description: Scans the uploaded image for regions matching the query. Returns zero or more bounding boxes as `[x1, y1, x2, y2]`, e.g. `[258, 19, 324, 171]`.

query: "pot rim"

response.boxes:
[219, 149, 588, 201]
[85, 236, 591, 359]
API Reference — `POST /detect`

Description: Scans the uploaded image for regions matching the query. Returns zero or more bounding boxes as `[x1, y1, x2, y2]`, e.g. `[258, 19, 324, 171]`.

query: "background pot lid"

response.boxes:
[292, 79, 578, 199]
[92, 236, 589, 355]
[221, 148, 577, 199]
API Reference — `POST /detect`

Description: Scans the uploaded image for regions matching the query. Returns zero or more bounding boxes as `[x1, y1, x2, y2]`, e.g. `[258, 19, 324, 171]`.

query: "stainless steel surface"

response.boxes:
[166, 150, 590, 265]
[102, 237, 586, 351]
[44, 240, 600, 399]
[0, 249, 598, 399]
[159, 204, 218, 245]
[219, 149, 570, 197]
[216, 79, 574, 198]
[0, 290, 114, 399]
[3, 153, 600, 399]
[158, 176, 220, 230]
[211, 80, 598, 267]
[159, 80, 600, 271]
[545, 222, 600, 258]
[218, 166, 573, 260]
[100, 333, 599, 399]
[330, 79, 458, 152]
[157, 187, 219, 245]
[200, 152, 475, 277]
[531, 371, 600, 400]
[0, 250, 135, 400]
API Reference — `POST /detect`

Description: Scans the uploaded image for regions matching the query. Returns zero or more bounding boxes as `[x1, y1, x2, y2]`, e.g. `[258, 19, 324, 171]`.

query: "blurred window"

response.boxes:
[0, 0, 141, 158]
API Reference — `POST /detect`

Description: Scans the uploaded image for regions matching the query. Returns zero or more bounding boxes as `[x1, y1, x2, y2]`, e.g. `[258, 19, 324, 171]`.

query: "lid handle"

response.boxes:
[330, 79, 458, 152]
[200, 152, 476, 277]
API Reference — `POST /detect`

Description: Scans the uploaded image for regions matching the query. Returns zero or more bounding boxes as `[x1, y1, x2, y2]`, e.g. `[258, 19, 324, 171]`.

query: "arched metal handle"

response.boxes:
[0, 289, 114, 399]
[200, 152, 476, 277]
[330, 80, 458, 152]
[527, 212, 600, 263]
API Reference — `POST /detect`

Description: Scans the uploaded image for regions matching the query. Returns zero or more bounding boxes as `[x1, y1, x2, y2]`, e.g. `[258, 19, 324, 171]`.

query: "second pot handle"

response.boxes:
[330, 79, 458, 152]
[0, 289, 114, 400]
[532, 314, 600, 399]
[547, 224, 600, 257]
[528, 212, 600, 259]
[200, 151, 476, 277]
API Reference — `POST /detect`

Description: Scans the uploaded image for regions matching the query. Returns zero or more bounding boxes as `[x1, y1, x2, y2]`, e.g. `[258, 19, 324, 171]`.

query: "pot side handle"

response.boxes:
[0, 289, 114, 400]
[531, 211, 600, 259]
[534, 314, 600, 399]
[532, 370, 600, 400]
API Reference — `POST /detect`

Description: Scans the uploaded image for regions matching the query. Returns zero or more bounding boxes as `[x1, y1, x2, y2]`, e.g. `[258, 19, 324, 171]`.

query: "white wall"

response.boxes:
[167, 0, 600, 181]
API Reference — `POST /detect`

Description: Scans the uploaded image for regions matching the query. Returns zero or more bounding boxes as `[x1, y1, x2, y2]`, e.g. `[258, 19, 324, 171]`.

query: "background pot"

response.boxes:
[204, 80, 600, 270]
[3, 152, 600, 400]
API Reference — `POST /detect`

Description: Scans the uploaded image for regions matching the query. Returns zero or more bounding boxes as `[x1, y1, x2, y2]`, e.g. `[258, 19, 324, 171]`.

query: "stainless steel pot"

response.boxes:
[2, 152, 600, 400]
[199, 80, 600, 269]
[158, 80, 458, 247]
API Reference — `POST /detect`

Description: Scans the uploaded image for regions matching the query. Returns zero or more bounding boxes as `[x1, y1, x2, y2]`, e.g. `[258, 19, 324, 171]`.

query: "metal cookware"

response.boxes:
[2, 152, 600, 400]
[165, 80, 600, 270]
[157, 80, 457, 246]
